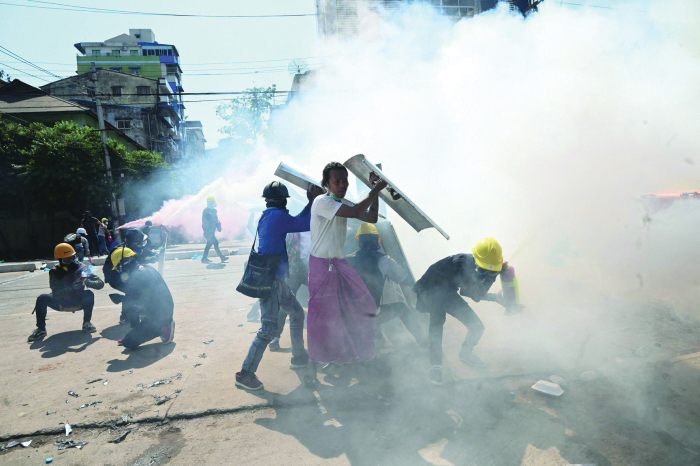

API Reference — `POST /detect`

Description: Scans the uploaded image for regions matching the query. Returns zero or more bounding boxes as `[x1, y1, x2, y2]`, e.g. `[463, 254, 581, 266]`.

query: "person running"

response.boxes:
[27, 243, 104, 342]
[111, 247, 175, 349]
[413, 238, 521, 385]
[346, 223, 426, 349]
[307, 162, 387, 377]
[201, 196, 227, 264]
[235, 182, 322, 391]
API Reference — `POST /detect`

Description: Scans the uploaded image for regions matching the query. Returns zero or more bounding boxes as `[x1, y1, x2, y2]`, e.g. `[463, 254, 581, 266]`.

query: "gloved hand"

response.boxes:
[504, 304, 525, 316]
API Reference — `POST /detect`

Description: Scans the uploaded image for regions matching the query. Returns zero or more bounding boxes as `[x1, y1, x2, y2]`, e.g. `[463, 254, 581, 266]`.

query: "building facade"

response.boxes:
[184, 121, 206, 160]
[74, 29, 183, 96]
[41, 70, 183, 161]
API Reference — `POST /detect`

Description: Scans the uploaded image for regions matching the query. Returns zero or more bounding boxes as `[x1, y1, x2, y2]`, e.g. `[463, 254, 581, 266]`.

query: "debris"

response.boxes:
[318, 407, 323, 413]
[202, 339, 214, 344]
[183, 354, 188, 359]
[122, 414, 129, 422]
[108, 430, 131, 444]
[510, 391, 515, 397]
[635, 346, 650, 357]
[176, 372, 182, 380]
[78, 401, 102, 409]
[86, 378, 103, 384]
[128, 370, 133, 374]
[65, 423, 72, 436]
[103, 380, 109, 386]
[193, 363, 202, 368]
[68, 391, 79, 397]
[5, 441, 20, 449]
[21, 440, 32, 447]
[580, 369, 603, 381]
[531, 380, 564, 397]
[46, 458, 53, 464]
[199, 353, 207, 358]
[238, 324, 244, 327]
[549, 375, 568, 386]
[57, 440, 88, 450]
[155, 396, 171, 406]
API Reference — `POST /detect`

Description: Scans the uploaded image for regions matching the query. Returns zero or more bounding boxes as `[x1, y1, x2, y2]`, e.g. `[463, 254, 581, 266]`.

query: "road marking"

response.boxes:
[0, 270, 47, 287]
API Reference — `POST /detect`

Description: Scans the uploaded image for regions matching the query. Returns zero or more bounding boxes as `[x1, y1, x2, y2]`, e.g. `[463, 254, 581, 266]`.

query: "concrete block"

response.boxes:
[0, 262, 37, 273]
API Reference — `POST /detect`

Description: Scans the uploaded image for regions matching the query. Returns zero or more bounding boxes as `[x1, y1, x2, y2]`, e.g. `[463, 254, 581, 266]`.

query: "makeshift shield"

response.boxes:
[344, 154, 449, 239]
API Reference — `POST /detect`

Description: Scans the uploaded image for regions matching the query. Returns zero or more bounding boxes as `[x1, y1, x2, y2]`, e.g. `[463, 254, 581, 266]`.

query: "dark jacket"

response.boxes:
[50, 261, 104, 303]
[202, 207, 219, 234]
[257, 206, 311, 279]
[346, 249, 385, 306]
[413, 254, 498, 302]
[123, 265, 173, 326]
[81, 216, 100, 235]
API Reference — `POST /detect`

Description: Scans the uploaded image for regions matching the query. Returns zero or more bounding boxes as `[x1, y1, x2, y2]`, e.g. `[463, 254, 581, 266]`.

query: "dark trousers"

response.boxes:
[97, 235, 109, 255]
[418, 288, 485, 366]
[87, 233, 98, 257]
[122, 317, 162, 349]
[34, 291, 94, 330]
[203, 232, 224, 259]
[376, 302, 427, 347]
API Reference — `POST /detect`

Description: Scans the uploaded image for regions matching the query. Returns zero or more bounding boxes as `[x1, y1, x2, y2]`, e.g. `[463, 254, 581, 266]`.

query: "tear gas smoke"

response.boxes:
[139, 1, 700, 330]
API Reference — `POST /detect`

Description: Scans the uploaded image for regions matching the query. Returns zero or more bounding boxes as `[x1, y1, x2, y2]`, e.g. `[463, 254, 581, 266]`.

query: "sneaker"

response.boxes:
[428, 365, 443, 385]
[459, 349, 486, 368]
[290, 354, 309, 370]
[161, 320, 175, 344]
[201, 257, 212, 264]
[268, 337, 281, 352]
[119, 314, 127, 325]
[28, 328, 47, 342]
[235, 371, 264, 391]
[82, 322, 96, 333]
[117, 339, 124, 346]
[220, 256, 228, 263]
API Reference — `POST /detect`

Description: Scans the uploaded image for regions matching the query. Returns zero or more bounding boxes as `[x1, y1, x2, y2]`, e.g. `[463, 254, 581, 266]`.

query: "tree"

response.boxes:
[0, 118, 167, 219]
[216, 85, 277, 142]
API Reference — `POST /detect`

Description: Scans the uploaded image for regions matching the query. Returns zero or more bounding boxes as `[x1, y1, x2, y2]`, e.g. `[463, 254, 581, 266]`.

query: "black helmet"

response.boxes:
[125, 228, 147, 248]
[63, 233, 81, 245]
[262, 181, 290, 200]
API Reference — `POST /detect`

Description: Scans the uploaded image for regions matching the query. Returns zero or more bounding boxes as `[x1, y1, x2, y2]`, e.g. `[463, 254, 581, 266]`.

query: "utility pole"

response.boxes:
[91, 62, 121, 241]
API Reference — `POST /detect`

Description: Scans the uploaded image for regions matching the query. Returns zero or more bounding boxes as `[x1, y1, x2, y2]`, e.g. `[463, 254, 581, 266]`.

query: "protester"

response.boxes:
[235, 182, 322, 391]
[27, 243, 104, 342]
[201, 196, 227, 264]
[97, 218, 110, 256]
[346, 223, 426, 349]
[413, 238, 521, 385]
[268, 231, 311, 351]
[64, 231, 88, 263]
[80, 211, 101, 258]
[110, 248, 175, 349]
[307, 162, 387, 377]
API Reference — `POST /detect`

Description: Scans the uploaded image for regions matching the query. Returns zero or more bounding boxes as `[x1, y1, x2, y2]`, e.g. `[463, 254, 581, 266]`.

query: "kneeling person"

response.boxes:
[27, 243, 104, 341]
[111, 247, 175, 349]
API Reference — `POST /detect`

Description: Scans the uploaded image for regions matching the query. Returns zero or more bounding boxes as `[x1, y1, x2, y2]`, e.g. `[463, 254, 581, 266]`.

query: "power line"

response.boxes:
[0, 46, 62, 79]
[1, 1, 317, 17]
[0, 56, 326, 67]
[0, 61, 51, 82]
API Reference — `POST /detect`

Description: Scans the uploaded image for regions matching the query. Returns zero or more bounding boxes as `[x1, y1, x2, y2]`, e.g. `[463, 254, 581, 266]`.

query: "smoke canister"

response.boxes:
[500, 263, 520, 307]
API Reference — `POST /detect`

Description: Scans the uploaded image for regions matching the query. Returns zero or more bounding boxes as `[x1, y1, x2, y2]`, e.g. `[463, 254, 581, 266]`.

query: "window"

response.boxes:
[116, 119, 131, 130]
[128, 66, 141, 75]
[130, 50, 138, 56]
[166, 64, 178, 74]
[137, 86, 150, 95]
[111, 86, 122, 97]
[112, 50, 120, 57]
[91, 50, 101, 56]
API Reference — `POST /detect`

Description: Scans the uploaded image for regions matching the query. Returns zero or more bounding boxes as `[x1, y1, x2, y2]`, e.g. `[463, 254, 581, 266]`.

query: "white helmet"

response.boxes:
[77, 228, 87, 235]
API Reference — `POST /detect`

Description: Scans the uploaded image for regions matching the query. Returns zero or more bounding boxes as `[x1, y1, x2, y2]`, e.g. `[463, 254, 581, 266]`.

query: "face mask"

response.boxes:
[476, 267, 499, 280]
[61, 257, 75, 265]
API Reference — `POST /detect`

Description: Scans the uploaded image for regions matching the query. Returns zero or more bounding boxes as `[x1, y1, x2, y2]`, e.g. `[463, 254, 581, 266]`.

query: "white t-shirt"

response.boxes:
[310, 195, 346, 259]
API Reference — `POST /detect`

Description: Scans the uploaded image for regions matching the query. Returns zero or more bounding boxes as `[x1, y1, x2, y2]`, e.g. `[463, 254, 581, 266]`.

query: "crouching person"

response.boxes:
[111, 247, 175, 349]
[27, 243, 104, 342]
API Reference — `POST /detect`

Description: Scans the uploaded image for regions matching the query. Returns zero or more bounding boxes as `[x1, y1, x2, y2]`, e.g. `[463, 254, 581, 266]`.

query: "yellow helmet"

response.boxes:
[111, 247, 137, 270]
[472, 238, 503, 272]
[54, 243, 76, 259]
[356, 223, 379, 239]
[206, 196, 216, 203]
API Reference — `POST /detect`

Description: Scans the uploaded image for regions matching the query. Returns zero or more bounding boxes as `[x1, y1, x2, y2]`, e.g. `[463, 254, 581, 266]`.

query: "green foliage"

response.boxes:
[216, 85, 277, 142]
[0, 118, 166, 218]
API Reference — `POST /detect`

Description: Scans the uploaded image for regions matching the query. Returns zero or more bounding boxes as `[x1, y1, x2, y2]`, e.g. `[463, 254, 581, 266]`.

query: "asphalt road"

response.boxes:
[1, 245, 699, 465]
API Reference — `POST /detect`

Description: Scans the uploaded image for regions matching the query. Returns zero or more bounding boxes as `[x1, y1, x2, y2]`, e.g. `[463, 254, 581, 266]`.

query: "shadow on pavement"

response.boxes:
[105, 342, 176, 373]
[100, 324, 129, 341]
[29, 330, 100, 358]
[206, 263, 227, 270]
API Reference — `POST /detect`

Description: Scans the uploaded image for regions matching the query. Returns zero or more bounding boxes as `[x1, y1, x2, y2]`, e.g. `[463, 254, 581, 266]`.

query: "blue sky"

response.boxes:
[0, 0, 320, 148]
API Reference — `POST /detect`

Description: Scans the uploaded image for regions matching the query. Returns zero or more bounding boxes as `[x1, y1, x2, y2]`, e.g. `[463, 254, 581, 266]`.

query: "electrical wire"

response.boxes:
[1, 0, 317, 17]
[0, 61, 51, 82]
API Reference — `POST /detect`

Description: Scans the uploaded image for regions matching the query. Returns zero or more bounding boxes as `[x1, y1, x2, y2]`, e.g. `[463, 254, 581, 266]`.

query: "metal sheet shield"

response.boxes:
[343, 154, 449, 239]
